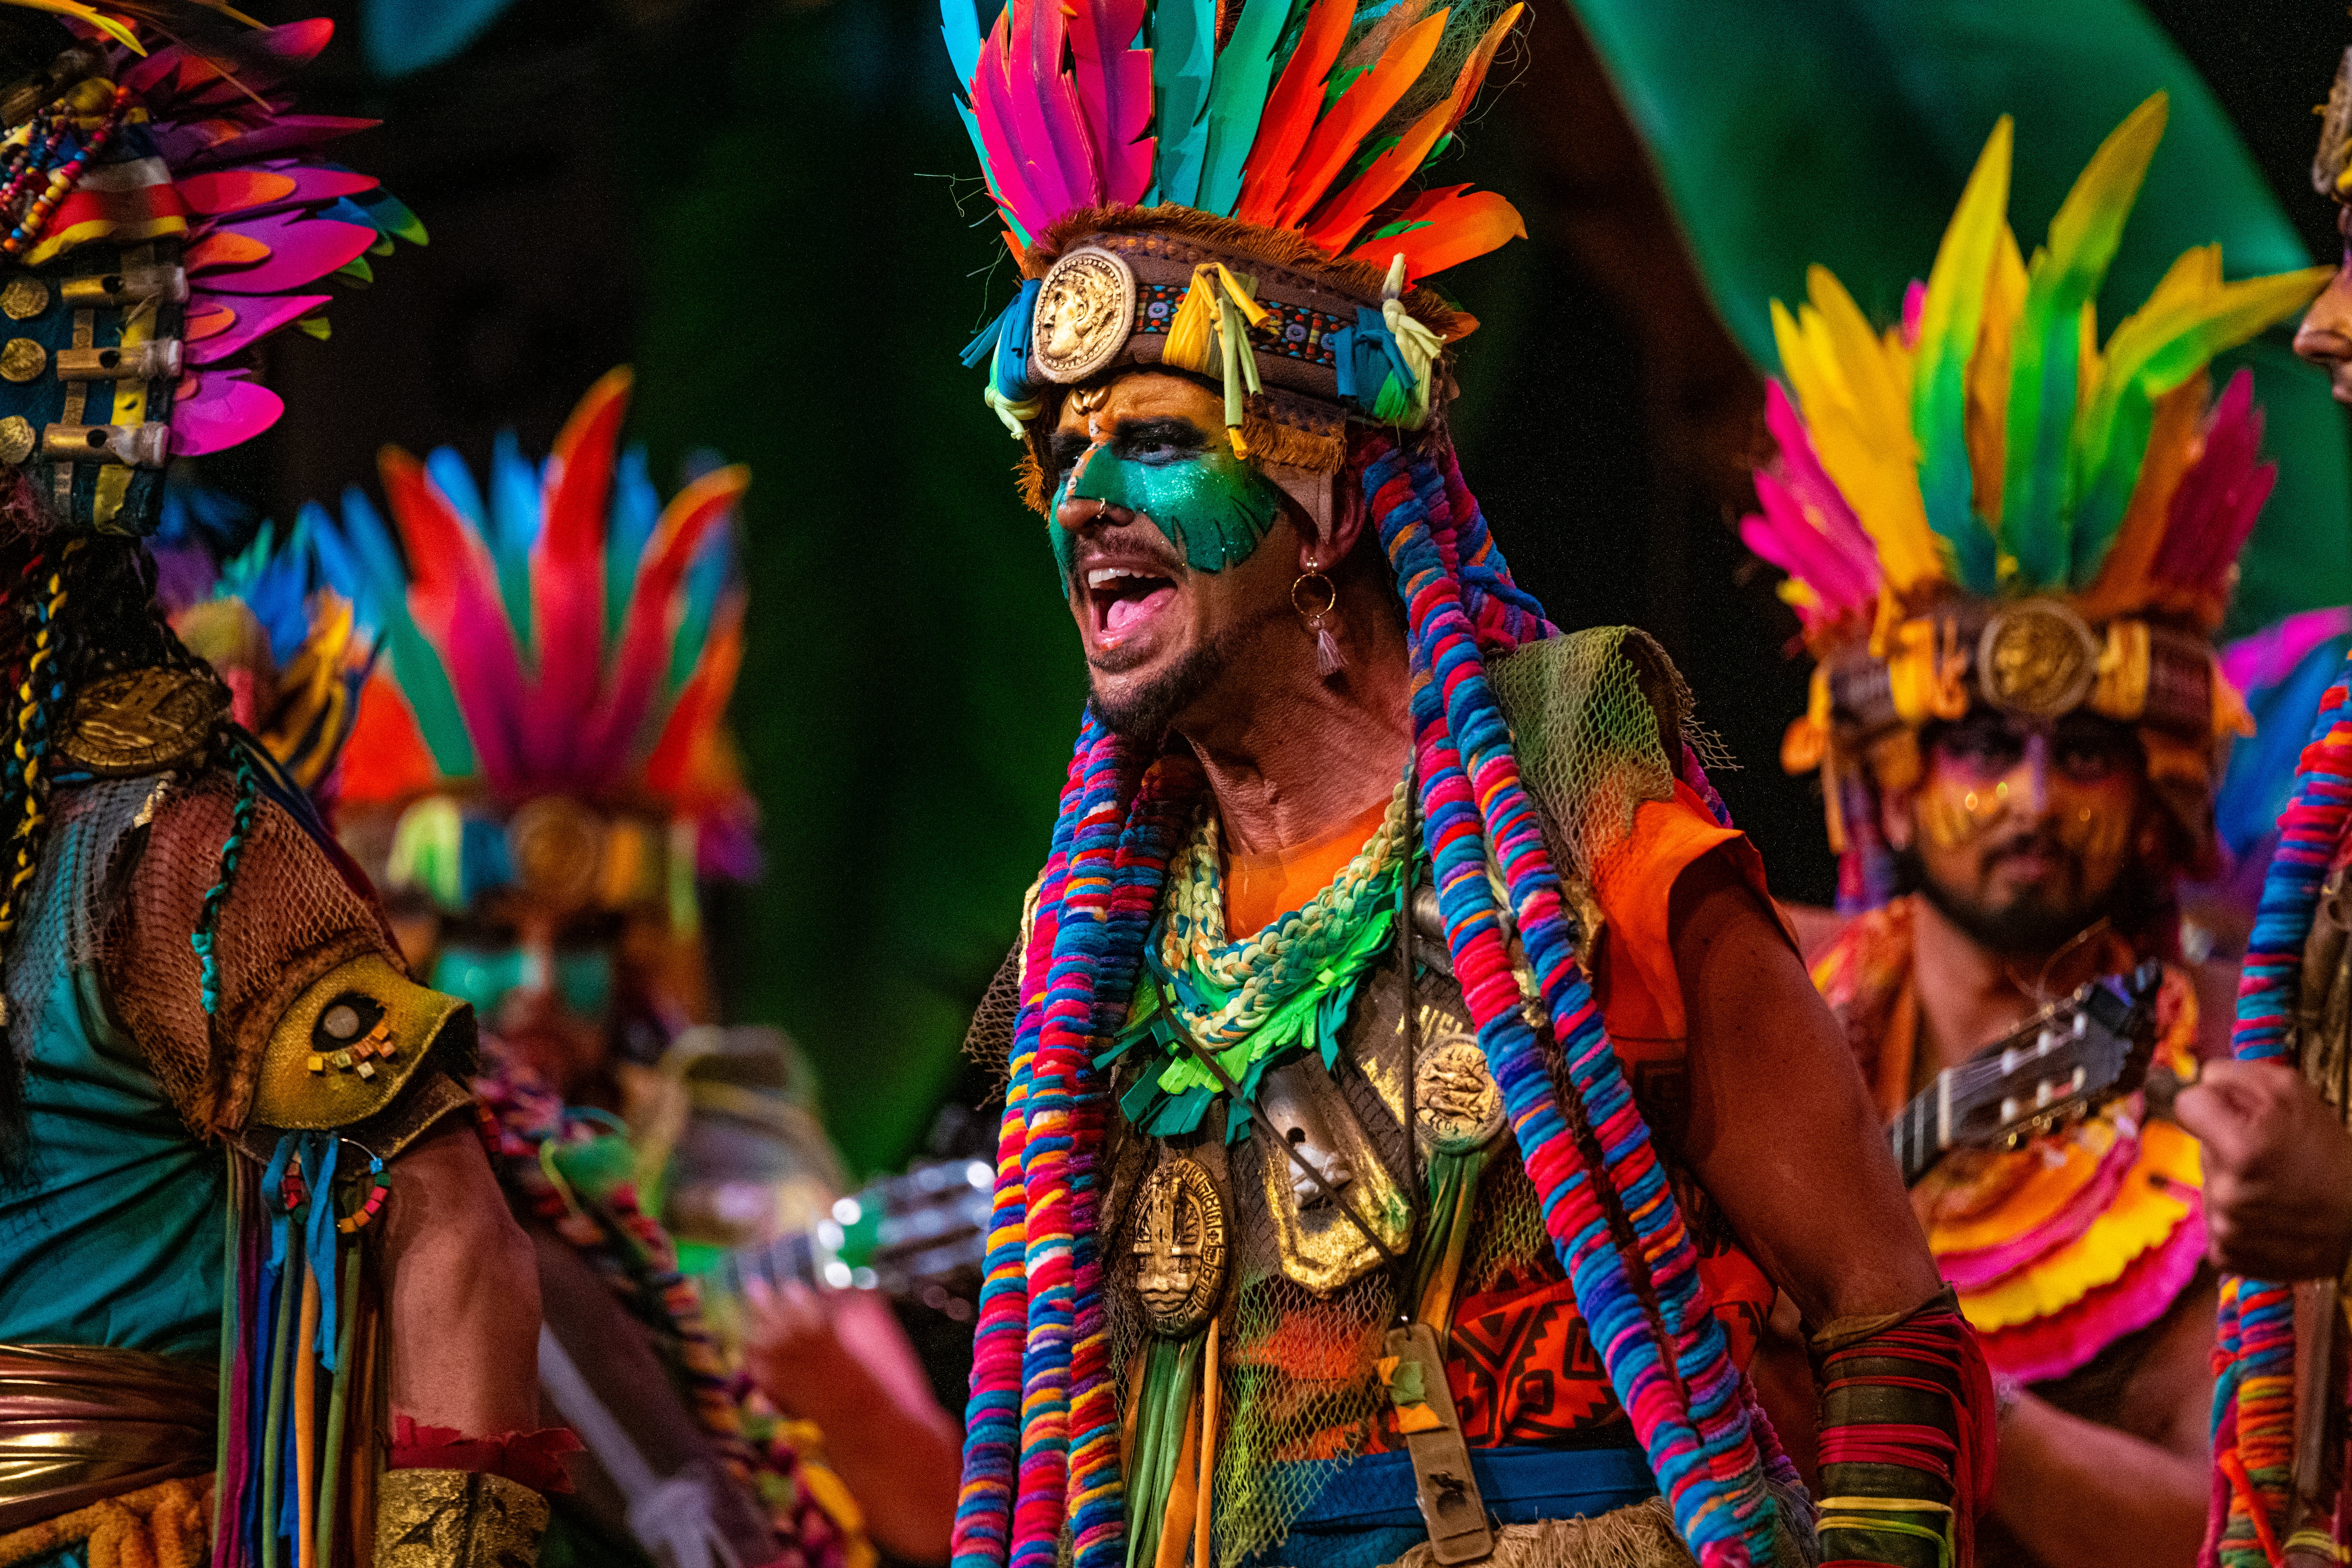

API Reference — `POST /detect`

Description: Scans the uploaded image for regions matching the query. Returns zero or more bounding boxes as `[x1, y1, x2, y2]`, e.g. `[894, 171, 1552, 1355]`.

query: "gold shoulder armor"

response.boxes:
[250, 953, 477, 1146]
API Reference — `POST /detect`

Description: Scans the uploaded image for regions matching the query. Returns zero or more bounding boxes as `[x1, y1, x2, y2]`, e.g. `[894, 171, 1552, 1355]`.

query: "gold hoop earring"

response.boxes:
[1292, 558, 1344, 677]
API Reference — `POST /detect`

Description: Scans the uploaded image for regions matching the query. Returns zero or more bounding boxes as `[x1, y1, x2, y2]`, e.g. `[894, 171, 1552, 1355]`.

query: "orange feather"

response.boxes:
[1302, 2, 1520, 255]
[1273, 8, 1448, 231]
[1233, 0, 1356, 226]
[1343, 184, 1523, 281]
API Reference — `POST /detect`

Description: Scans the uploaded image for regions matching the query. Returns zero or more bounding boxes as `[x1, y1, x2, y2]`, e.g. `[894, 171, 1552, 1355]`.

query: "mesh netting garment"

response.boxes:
[1487, 626, 1725, 887]
[4, 776, 160, 1069]
[101, 764, 399, 1137]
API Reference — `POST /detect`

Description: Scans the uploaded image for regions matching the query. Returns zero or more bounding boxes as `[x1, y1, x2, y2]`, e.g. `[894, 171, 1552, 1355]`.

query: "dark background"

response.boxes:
[213, 0, 2352, 1175]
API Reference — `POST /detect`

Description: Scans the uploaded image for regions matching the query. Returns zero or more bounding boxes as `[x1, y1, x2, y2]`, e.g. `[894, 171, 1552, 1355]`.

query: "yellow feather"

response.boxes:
[1966, 225, 2026, 531]
[1774, 268, 1944, 593]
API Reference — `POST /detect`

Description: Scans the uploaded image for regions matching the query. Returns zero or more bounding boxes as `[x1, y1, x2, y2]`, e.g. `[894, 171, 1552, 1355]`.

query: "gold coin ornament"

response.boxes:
[0, 278, 48, 320]
[1030, 246, 1136, 385]
[1414, 1039, 1505, 1156]
[0, 415, 35, 465]
[57, 667, 229, 776]
[1978, 600, 2098, 722]
[1131, 1155, 1226, 1337]
[505, 795, 606, 915]
[0, 337, 45, 383]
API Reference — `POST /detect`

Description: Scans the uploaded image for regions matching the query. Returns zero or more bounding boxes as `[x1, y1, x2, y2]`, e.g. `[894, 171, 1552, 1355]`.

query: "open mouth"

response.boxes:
[1085, 563, 1179, 644]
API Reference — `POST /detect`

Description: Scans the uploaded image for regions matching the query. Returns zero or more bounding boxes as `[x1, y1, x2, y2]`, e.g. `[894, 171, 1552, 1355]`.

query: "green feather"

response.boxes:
[2066, 255, 2330, 582]
[1911, 116, 2012, 595]
[2000, 92, 2167, 590]
[1153, 0, 1217, 207]
[1197, 0, 1293, 216]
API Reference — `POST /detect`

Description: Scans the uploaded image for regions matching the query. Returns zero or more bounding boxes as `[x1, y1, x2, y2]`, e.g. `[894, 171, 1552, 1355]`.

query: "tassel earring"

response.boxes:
[1293, 557, 1345, 677]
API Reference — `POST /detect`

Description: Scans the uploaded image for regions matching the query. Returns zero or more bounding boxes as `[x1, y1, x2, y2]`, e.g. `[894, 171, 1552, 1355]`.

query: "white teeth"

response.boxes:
[1087, 567, 1142, 589]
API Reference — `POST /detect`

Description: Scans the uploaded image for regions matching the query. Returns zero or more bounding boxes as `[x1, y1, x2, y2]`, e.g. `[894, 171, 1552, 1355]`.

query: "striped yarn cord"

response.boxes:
[2209, 650, 2352, 1568]
[953, 727, 1092, 1568]
[193, 751, 262, 1017]
[1369, 435, 1773, 1567]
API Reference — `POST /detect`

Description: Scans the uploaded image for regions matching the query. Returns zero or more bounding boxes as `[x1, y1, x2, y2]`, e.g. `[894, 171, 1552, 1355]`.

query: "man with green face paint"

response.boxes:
[945, 4, 1994, 1566]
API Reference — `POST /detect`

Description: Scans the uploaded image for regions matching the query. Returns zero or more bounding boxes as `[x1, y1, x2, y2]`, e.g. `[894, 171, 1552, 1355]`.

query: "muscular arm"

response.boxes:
[379, 1116, 542, 1435]
[1670, 850, 1943, 1325]
[1986, 1275, 2213, 1568]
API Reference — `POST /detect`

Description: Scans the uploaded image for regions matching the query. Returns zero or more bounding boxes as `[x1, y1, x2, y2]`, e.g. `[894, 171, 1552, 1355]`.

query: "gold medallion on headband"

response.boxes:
[1978, 600, 2099, 721]
[1031, 247, 1135, 385]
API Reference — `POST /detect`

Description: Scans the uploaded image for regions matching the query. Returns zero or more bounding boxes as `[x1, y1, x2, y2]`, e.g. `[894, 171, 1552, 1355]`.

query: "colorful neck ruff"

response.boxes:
[1744, 96, 2324, 898]
[1110, 773, 1408, 1137]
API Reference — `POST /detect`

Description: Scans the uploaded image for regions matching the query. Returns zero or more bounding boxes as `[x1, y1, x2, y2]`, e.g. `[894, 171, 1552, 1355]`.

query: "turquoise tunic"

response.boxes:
[0, 786, 223, 1360]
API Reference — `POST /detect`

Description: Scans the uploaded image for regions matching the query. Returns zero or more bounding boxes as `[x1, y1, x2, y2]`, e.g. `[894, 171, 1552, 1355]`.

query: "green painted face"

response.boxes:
[1049, 443, 1282, 584]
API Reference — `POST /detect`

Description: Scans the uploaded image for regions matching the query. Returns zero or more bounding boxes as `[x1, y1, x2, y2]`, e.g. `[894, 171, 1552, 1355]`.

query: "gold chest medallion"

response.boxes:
[1132, 1155, 1228, 1338]
[58, 666, 226, 776]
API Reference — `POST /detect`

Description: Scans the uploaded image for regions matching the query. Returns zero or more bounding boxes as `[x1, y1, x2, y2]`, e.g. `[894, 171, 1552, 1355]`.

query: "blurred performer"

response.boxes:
[2178, 47, 2352, 1568]
[939, 3, 1990, 1566]
[1741, 100, 2326, 1568]
[0, 8, 567, 1568]
[285, 371, 958, 1567]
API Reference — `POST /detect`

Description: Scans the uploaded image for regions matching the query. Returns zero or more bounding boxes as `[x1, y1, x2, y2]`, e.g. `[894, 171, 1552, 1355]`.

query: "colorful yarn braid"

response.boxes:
[953, 731, 1089, 1568]
[1366, 432, 1775, 1567]
[2208, 645, 2352, 1568]
[192, 750, 262, 1017]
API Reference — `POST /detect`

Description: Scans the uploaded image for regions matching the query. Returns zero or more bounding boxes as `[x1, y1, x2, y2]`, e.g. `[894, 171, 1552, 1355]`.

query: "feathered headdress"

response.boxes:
[946, 0, 1527, 485]
[0, 2, 422, 535]
[316, 368, 757, 918]
[1744, 96, 2327, 898]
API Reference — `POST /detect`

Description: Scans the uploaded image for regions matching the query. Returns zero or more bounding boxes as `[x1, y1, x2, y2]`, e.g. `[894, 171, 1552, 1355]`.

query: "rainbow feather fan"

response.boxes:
[312, 368, 758, 881]
[1741, 95, 2329, 648]
[943, 0, 1525, 284]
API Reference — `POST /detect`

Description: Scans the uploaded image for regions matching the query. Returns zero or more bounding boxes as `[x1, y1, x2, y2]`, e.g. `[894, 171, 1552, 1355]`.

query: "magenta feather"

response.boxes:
[2150, 367, 2272, 599]
[176, 162, 377, 219]
[1068, 0, 1153, 205]
[972, 20, 1050, 237]
[381, 453, 529, 793]
[1002, 0, 1080, 223]
[576, 470, 746, 783]
[1765, 379, 1879, 570]
[184, 291, 331, 364]
[168, 368, 284, 456]
[186, 213, 377, 293]
[121, 18, 334, 103]
[158, 114, 376, 171]
[1748, 469, 1877, 619]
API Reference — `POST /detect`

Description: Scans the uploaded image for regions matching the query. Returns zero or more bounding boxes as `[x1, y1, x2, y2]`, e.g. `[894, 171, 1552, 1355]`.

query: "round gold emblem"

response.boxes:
[0, 416, 35, 466]
[1030, 247, 1135, 385]
[506, 795, 606, 915]
[1978, 600, 2098, 721]
[1, 279, 48, 321]
[1131, 1156, 1226, 1337]
[0, 337, 45, 383]
[57, 667, 230, 776]
[1414, 1039, 1504, 1155]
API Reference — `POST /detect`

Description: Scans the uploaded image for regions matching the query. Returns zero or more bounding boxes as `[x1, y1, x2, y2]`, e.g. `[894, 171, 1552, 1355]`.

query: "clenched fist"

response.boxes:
[2176, 1059, 2352, 1281]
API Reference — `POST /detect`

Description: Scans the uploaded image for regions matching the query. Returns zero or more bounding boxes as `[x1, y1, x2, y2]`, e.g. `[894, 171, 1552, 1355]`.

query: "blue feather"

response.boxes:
[1197, 0, 1291, 216]
[1153, 0, 1216, 207]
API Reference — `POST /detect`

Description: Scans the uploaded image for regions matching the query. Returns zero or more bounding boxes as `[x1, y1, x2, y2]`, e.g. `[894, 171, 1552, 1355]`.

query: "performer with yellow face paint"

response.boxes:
[1740, 97, 2329, 1568]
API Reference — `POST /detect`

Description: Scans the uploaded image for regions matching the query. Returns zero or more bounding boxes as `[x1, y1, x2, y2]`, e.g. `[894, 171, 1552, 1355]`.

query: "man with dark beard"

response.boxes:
[1740, 101, 2327, 1568]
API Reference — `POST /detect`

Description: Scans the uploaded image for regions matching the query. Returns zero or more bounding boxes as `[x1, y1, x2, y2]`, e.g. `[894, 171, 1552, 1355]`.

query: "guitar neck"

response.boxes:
[702, 1158, 995, 1311]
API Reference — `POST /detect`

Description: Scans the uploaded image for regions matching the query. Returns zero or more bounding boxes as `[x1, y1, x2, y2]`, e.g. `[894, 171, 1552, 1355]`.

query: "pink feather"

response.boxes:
[184, 291, 332, 363]
[1901, 279, 1926, 350]
[168, 367, 283, 456]
[381, 449, 529, 792]
[1750, 469, 1875, 617]
[1068, 0, 1154, 205]
[176, 162, 377, 218]
[159, 115, 377, 172]
[1001, 0, 1078, 223]
[2151, 368, 2271, 598]
[184, 213, 376, 294]
[1764, 380, 1877, 569]
[528, 368, 632, 783]
[122, 18, 334, 103]
[577, 466, 748, 782]
[973, 20, 1050, 237]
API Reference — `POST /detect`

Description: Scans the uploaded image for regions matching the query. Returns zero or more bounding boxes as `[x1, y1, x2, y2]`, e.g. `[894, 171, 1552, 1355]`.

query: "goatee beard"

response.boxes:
[1088, 635, 1232, 742]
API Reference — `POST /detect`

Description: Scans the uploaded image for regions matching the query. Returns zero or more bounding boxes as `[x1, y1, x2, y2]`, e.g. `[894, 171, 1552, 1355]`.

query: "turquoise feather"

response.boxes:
[2000, 93, 2167, 590]
[488, 431, 540, 655]
[327, 491, 477, 777]
[1196, 0, 1291, 216]
[1910, 117, 2010, 595]
[1153, 0, 1216, 207]
[607, 445, 661, 649]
